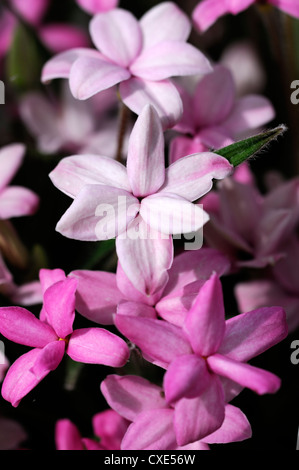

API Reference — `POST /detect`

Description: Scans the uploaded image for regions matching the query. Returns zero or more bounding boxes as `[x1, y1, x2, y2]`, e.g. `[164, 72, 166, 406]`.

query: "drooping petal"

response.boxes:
[69, 56, 130, 100]
[140, 193, 209, 235]
[55, 419, 84, 450]
[174, 375, 225, 445]
[218, 306, 288, 362]
[126, 104, 165, 197]
[89, 9, 143, 67]
[204, 404, 252, 444]
[193, 65, 236, 127]
[183, 273, 226, 357]
[49, 154, 131, 199]
[207, 353, 282, 395]
[114, 315, 192, 369]
[163, 354, 211, 404]
[67, 327, 129, 367]
[0, 306, 57, 347]
[30, 340, 65, 379]
[116, 217, 173, 297]
[55, 185, 139, 241]
[0, 186, 39, 219]
[140, 2, 191, 50]
[1, 348, 52, 407]
[119, 77, 183, 130]
[159, 152, 233, 201]
[121, 409, 176, 450]
[100, 374, 167, 422]
[69, 270, 122, 325]
[192, 0, 231, 32]
[131, 41, 212, 81]
[43, 278, 77, 338]
[0, 144, 25, 191]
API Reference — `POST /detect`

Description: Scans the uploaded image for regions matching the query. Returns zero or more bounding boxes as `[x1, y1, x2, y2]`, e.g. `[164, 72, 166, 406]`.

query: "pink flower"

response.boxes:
[0, 144, 39, 220]
[49, 104, 233, 292]
[114, 273, 287, 442]
[55, 409, 129, 450]
[192, 0, 299, 33]
[41, 2, 212, 129]
[70, 247, 230, 326]
[0, 268, 130, 407]
[76, 0, 119, 15]
[170, 64, 275, 163]
[101, 374, 252, 449]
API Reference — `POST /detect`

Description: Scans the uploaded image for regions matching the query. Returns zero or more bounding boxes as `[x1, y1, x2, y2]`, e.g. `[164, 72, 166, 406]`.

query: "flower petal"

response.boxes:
[127, 104, 165, 197]
[0, 186, 39, 219]
[76, 0, 118, 14]
[117, 300, 157, 319]
[204, 404, 252, 444]
[39, 268, 66, 295]
[89, 9, 143, 67]
[270, 0, 299, 18]
[30, 340, 65, 379]
[192, 0, 231, 32]
[55, 419, 84, 450]
[0, 144, 25, 191]
[67, 327, 129, 367]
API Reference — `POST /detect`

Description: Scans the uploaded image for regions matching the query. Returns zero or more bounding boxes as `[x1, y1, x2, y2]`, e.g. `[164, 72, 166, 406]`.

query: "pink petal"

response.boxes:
[55, 185, 139, 241]
[140, 193, 209, 235]
[100, 374, 167, 422]
[197, 127, 234, 150]
[67, 327, 129, 367]
[223, 95, 275, 136]
[10, 280, 43, 306]
[12, 0, 49, 25]
[0, 144, 25, 191]
[119, 77, 183, 130]
[193, 65, 236, 127]
[76, 0, 119, 14]
[39, 268, 66, 295]
[269, 0, 299, 18]
[183, 273, 226, 356]
[0, 306, 57, 347]
[30, 340, 65, 379]
[115, 217, 173, 298]
[41, 48, 104, 83]
[49, 154, 131, 199]
[69, 56, 130, 100]
[89, 9, 143, 67]
[43, 278, 77, 338]
[39, 24, 89, 53]
[117, 300, 156, 319]
[169, 135, 208, 164]
[163, 354, 210, 404]
[174, 375, 225, 445]
[121, 409, 176, 450]
[55, 419, 84, 450]
[140, 2, 191, 50]
[131, 41, 212, 81]
[204, 404, 252, 444]
[218, 306, 288, 362]
[2, 349, 52, 407]
[0, 186, 39, 219]
[207, 353, 282, 394]
[192, 0, 231, 32]
[70, 270, 122, 325]
[114, 315, 192, 369]
[126, 104, 165, 197]
[159, 152, 233, 201]
[92, 409, 129, 449]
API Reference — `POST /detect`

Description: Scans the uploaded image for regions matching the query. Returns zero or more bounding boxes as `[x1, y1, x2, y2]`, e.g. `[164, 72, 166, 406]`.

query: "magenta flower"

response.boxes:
[115, 273, 287, 441]
[49, 104, 232, 292]
[101, 374, 252, 449]
[70, 247, 230, 327]
[0, 268, 130, 407]
[76, 0, 119, 15]
[170, 64, 275, 163]
[193, 0, 299, 33]
[41, 2, 212, 129]
[0, 144, 39, 220]
[55, 409, 129, 450]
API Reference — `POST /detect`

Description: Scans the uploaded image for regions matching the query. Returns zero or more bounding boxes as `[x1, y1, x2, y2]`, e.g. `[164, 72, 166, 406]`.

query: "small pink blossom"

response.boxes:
[41, 2, 212, 129]
[193, 0, 299, 33]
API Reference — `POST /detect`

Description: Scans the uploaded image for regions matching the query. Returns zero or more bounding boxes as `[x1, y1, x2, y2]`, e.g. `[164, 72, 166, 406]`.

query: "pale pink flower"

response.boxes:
[41, 2, 212, 129]
[49, 105, 233, 293]
[101, 374, 252, 449]
[193, 0, 299, 33]
[115, 273, 287, 442]
[0, 268, 129, 407]
[55, 410, 129, 450]
[169, 64, 275, 163]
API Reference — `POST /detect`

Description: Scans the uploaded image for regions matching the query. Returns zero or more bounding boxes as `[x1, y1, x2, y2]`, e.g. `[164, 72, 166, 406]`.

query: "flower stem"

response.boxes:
[115, 100, 130, 163]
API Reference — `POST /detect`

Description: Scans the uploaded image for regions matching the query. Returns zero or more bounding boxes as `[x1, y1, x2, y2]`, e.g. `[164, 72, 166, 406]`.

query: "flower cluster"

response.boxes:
[0, 0, 298, 451]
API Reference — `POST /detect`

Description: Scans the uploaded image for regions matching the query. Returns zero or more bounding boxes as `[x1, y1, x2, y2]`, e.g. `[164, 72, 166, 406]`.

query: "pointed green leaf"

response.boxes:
[215, 125, 287, 167]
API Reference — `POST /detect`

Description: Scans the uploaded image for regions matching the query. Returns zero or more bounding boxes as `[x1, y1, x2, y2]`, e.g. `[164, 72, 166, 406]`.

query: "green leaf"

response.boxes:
[215, 125, 287, 167]
[82, 239, 116, 269]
